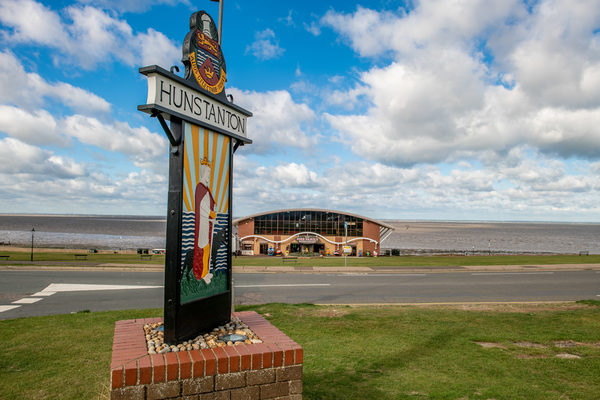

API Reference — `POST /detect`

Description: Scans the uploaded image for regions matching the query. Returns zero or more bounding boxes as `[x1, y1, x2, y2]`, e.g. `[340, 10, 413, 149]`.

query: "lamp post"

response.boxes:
[30, 227, 35, 262]
[344, 221, 347, 268]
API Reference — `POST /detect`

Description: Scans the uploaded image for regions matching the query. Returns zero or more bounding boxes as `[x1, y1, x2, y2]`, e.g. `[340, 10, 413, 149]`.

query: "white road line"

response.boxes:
[338, 273, 427, 277]
[235, 284, 331, 288]
[38, 283, 162, 295]
[12, 298, 42, 304]
[0, 305, 21, 313]
[471, 272, 555, 276]
[32, 291, 56, 297]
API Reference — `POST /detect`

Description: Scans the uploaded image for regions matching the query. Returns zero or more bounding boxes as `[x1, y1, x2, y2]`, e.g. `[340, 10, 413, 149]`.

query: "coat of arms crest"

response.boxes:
[182, 11, 227, 96]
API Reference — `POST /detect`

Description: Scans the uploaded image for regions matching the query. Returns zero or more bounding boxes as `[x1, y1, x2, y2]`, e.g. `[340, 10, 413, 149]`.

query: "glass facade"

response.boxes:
[253, 211, 364, 236]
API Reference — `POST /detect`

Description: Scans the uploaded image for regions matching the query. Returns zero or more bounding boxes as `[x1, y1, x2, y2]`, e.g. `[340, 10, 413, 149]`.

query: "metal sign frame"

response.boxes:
[139, 63, 251, 345]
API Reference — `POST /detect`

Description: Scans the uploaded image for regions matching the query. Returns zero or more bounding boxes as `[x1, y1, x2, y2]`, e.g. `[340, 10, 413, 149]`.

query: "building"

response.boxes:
[233, 209, 394, 256]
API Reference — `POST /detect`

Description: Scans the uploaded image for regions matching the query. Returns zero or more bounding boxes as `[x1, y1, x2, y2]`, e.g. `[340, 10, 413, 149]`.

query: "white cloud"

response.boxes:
[227, 88, 317, 153]
[319, 1, 600, 166]
[62, 115, 168, 170]
[279, 10, 295, 27]
[135, 28, 181, 67]
[0, 0, 180, 69]
[0, 0, 69, 46]
[76, 0, 189, 13]
[233, 153, 600, 220]
[0, 137, 85, 178]
[0, 105, 66, 146]
[0, 50, 110, 114]
[272, 163, 317, 187]
[245, 29, 284, 60]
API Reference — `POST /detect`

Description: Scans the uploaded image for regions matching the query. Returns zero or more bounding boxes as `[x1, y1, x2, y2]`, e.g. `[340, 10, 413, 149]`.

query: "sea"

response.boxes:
[0, 214, 599, 255]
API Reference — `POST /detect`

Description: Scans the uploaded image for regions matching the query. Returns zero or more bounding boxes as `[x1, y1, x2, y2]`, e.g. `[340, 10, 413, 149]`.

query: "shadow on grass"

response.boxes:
[304, 328, 464, 400]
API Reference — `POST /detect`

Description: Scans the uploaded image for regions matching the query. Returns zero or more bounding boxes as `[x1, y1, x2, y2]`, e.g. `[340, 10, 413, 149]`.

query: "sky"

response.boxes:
[1, 0, 600, 221]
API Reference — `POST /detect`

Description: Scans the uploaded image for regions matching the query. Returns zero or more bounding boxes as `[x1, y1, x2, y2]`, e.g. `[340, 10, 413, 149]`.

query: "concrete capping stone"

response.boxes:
[110, 311, 303, 400]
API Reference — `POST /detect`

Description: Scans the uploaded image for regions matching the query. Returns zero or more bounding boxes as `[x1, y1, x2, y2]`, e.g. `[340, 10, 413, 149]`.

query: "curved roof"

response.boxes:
[233, 208, 395, 230]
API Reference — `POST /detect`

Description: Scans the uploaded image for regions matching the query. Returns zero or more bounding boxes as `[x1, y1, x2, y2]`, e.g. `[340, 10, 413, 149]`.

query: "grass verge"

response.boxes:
[0, 250, 164, 264]
[232, 254, 600, 267]
[1, 251, 600, 268]
[2, 301, 600, 399]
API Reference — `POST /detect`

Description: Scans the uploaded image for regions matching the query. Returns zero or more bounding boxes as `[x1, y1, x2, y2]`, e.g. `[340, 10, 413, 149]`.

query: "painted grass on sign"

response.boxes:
[180, 270, 228, 303]
[1, 302, 600, 399]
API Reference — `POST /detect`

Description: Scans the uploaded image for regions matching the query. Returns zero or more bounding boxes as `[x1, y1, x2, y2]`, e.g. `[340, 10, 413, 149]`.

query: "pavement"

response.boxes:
[2, 260, 600, 273]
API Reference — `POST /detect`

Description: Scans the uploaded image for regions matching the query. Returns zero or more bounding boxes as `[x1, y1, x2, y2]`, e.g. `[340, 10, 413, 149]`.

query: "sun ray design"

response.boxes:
[182, 125, 230, 214]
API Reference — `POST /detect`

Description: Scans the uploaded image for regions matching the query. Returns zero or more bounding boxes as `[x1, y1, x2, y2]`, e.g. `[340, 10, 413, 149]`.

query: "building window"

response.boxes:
[253, 211, 363, 237]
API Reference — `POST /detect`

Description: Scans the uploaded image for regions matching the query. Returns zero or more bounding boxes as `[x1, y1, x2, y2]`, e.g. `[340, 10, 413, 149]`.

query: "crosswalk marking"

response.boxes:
[0, 305, 21, 313]
[12, 298, 43, 304]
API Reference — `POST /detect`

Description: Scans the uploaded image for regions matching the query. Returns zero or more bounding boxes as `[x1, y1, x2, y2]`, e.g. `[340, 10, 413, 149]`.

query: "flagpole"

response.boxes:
[210, 0, 223, 45]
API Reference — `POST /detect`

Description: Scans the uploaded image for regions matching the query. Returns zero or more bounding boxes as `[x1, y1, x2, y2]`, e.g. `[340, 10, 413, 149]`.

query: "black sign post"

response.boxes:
[139, 10, 251, 344]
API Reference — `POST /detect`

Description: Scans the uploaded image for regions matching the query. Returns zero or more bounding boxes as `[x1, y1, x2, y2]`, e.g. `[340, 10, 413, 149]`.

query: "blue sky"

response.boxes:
[1, 0, 600, 221]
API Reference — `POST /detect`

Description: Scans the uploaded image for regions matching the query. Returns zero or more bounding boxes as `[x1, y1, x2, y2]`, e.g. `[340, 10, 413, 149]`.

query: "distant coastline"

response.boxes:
[0, 214, 599, 254]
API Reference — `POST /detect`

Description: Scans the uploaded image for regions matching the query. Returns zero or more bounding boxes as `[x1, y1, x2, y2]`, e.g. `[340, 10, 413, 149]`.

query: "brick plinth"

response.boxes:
[110, 311, 303, 400]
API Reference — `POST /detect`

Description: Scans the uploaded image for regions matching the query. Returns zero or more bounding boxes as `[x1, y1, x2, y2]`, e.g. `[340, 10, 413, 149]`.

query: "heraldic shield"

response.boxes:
[182, 10, 227, 96]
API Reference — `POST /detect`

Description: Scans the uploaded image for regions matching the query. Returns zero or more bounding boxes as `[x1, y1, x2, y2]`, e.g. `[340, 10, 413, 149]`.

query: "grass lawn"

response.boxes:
[1, 302, 600, 399]
[0, 250, 165, 264]
[231, 254, 600, 267]
[1, 250, 600, 268]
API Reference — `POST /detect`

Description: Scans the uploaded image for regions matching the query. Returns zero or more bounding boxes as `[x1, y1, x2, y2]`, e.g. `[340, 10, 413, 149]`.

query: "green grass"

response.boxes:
[2, 302, 600, 399]
[0, 250, 164, 264]
[0, 308, 161, 400]
[2, 251, 600, 268]
[232, 253, 600, 267]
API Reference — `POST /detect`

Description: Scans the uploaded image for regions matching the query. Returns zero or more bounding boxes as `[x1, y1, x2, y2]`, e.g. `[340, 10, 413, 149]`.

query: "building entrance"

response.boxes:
[290, 243, 324, 254]
[259, 243, 269, 255]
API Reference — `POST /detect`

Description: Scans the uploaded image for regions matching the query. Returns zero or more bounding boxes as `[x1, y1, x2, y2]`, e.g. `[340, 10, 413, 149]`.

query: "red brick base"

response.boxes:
[110, 311, 303, 400]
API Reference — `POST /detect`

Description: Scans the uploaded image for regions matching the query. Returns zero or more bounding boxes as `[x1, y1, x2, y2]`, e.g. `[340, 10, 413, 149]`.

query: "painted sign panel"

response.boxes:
[180, 121, 231, 304]
[144, 71, 247, 138]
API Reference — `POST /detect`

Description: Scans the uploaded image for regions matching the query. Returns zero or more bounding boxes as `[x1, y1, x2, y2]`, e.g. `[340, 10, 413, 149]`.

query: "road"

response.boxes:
[1, 269, 599, 319]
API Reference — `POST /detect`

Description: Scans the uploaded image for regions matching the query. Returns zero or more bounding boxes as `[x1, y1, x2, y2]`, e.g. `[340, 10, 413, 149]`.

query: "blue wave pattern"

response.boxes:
[181, 212, 228, 275]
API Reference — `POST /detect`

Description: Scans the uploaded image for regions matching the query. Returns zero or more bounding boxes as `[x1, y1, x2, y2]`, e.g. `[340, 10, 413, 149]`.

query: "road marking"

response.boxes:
[235, 284, 331, 288]
[338, 273, 427, 277]
[12, 298, 42, 304]
[471, 272, 555, 276]
[32, 291, 56, 297]
[37, 283, 162, 295]
[0, 305, 21, 313]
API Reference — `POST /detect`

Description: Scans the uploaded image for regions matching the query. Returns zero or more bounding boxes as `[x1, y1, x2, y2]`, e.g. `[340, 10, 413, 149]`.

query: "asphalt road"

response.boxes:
[1, 269, 599, 320]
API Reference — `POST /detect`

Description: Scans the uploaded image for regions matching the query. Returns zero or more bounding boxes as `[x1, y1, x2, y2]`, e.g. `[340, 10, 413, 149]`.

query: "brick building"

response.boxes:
[234, 209, 394, 256]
